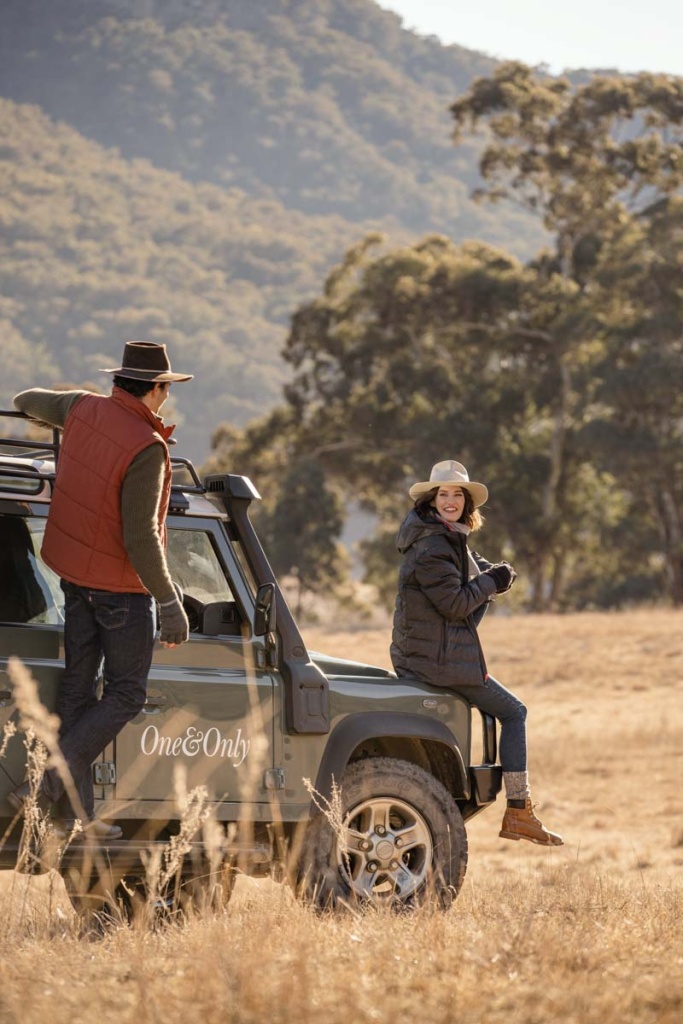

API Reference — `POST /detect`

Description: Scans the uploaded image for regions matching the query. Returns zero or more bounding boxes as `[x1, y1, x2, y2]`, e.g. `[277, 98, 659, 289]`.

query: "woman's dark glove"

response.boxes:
[484, 562, 517, 594]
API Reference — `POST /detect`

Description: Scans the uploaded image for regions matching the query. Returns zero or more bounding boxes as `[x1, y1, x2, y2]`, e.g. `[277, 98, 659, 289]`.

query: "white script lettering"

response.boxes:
[140, 725, 250, 767]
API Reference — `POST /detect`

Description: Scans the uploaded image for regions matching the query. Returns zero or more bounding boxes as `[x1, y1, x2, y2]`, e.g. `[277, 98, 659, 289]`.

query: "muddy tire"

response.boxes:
[295, 757, 467, 910]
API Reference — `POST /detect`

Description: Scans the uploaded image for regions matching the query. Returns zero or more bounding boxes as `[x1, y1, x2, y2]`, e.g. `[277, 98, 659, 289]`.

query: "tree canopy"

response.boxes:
[209, 65, 683, 610]
[0, 98, 370, 456]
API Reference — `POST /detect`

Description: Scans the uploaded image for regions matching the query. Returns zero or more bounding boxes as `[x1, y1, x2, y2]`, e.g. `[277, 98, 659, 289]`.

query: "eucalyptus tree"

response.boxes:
[451, 63, 683, 605]
[281, 233, 524, 504]
[207, 65, 683, 610]
[209, 233, 534, 601]
[586, 197, 683, 604]
[271, 232, 601, 609]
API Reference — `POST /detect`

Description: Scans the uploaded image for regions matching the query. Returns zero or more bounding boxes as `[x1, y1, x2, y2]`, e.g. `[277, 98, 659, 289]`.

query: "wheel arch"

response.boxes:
[311, 712, 469, 816]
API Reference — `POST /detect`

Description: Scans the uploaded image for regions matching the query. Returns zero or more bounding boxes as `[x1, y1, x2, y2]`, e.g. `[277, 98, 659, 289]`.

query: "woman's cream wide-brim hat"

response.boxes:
[409, 460, 489, 507]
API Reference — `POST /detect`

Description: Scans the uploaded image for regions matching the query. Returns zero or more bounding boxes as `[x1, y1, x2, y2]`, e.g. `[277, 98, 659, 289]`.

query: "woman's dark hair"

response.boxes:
[113, 375, 158, 399]
[415, 487, 484, 531]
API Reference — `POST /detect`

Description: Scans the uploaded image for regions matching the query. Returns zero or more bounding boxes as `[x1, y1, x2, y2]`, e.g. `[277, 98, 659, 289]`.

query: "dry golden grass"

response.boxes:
[0, 610, 682, 1024]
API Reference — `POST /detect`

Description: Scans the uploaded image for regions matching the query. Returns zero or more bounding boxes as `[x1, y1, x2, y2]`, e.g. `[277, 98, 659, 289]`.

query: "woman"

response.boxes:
[391, 460, 562, 846]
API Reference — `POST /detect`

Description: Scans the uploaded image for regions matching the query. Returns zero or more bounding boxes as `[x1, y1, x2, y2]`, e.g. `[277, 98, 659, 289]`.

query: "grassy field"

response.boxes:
[1, 610, 682, 1023]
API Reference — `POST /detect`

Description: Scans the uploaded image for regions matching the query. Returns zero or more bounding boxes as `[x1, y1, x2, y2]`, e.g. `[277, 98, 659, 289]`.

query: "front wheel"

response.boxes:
[295, 757, 468, 910]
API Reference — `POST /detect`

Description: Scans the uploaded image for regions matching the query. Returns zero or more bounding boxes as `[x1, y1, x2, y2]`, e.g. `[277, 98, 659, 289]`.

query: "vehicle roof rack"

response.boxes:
[0, 409, 206, 498]
[0, 409, 61, 470]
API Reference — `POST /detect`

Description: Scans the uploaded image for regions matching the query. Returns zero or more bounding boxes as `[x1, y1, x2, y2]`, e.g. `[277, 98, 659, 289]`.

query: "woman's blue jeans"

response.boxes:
[44, 580, 155, 818]
[457, 674, 528, 773]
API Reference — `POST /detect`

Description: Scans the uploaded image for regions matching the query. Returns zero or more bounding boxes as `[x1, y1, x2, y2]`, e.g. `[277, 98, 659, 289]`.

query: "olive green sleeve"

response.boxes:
[13, 388, 89, 427]
[121, 445, 176, 605]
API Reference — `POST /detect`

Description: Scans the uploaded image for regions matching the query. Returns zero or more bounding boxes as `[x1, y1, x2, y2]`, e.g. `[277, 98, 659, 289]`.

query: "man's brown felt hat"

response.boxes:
[100, 341, 193, 382]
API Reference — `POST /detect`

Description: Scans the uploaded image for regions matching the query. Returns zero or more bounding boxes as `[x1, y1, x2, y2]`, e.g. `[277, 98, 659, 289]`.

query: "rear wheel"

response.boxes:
[295, 757, 467, 909]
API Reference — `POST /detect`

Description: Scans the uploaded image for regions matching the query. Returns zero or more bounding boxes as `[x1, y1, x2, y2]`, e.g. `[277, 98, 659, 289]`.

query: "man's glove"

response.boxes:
[159, 595, 189, 645]
[484, 561, 517, 594]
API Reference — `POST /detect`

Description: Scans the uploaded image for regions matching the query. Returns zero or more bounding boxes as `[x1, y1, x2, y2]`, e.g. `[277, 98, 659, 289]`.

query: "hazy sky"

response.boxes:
[377, 0, 683, 76]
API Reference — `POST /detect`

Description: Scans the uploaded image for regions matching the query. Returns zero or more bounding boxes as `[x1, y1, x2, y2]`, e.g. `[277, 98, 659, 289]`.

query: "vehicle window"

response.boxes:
[166, 529, 235, 604]
[0, 514, 64, 624]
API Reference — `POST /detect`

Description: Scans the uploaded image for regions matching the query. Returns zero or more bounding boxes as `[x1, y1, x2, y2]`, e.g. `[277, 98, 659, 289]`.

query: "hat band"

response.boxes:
[114, 368, 167, 379]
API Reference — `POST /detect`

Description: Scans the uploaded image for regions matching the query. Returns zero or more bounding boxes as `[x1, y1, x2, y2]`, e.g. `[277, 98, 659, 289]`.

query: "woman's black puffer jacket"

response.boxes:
[390, 509, 497, 689]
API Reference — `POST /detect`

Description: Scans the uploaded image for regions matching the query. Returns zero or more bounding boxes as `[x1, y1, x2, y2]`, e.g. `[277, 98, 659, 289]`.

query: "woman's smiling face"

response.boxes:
[432, 485, 466, 523]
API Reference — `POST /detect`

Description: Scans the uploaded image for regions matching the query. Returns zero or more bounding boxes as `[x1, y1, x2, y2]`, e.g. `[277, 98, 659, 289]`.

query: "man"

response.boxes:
[10, 341, 192, 838]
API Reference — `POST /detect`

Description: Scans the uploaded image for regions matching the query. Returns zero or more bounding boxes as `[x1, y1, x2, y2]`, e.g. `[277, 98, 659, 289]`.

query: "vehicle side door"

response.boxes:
[0, 505, 67, 798]
[112, 518, 279, 822]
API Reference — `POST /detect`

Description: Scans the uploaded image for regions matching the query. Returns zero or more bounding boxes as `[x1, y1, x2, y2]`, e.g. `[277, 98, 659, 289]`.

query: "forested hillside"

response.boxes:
[0, 0, 541, 457]
[0, 0, 505, 232]
[0, 98, 383, 452]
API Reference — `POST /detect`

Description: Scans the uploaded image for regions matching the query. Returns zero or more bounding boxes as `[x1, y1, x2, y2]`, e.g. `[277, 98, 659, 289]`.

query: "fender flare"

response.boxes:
[311, 711, 468, 813]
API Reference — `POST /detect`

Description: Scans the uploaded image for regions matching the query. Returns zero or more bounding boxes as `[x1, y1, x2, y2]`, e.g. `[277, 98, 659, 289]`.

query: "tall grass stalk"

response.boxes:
[1, 611, 681, 1024]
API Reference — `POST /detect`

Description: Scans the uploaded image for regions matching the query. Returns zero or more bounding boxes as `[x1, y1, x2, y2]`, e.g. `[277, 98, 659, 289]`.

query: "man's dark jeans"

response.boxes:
[45, 580, 155, 819]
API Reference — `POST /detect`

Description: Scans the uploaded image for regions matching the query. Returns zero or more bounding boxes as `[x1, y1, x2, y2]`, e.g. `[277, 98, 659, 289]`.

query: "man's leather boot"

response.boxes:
[499, 799, 564, 846]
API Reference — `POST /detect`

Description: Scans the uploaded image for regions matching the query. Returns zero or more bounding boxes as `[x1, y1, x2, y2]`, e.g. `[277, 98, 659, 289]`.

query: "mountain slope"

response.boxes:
[0, 0, 542, 458]
[0, 98, 379, 455]
[0, 0, 531, 244]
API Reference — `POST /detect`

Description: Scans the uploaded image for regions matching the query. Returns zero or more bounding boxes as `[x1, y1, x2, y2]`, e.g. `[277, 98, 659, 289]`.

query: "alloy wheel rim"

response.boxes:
[337, 796, 433, 901]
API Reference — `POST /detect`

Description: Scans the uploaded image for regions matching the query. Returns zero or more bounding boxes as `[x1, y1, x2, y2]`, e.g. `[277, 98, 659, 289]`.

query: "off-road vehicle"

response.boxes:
[0, 411, 502, 909]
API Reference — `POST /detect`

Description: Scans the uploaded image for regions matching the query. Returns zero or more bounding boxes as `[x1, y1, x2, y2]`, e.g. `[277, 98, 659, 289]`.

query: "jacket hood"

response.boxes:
[397, 509, 444, 553]
[397, 509, 471, 553]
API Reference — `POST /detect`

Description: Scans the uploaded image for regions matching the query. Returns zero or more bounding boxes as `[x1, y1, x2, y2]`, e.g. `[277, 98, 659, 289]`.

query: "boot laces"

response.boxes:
[527, 802, 545, 827]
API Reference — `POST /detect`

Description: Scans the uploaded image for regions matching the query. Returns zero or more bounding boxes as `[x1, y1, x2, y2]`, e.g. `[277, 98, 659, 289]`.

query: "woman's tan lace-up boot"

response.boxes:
[499, 799, 563, 846]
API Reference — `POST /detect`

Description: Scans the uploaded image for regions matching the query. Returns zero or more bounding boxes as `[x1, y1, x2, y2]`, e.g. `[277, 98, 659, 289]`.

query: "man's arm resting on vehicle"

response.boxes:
[121, 444, 189, 645]
[13, 388, 89, 428]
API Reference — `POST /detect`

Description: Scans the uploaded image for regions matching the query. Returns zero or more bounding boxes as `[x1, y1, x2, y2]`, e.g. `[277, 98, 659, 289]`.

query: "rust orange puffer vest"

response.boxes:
[42, 388, 173, 592]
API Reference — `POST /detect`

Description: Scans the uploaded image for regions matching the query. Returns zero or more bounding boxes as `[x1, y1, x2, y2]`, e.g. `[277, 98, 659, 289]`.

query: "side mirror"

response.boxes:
[254, 582, 276, 637]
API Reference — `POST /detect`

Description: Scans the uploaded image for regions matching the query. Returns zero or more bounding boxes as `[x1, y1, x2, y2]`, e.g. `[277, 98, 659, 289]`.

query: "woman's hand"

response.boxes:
[484, 561, 517, 594]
